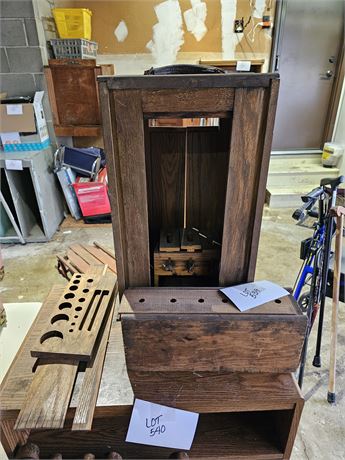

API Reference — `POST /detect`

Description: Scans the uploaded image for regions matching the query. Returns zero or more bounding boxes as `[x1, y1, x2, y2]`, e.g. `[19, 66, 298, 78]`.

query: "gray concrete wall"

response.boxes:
[0, 0, 55, 145]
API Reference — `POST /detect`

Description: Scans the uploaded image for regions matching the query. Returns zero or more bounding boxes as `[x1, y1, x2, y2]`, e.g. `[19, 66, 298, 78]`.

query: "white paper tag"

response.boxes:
[236, 60, 251, 71]
[126, 399, 199, 450]
[5, 159, 23, 171]
[220, 280, 289, 312]
[0, 132, 21, 145]
[6, 104, 23, 115]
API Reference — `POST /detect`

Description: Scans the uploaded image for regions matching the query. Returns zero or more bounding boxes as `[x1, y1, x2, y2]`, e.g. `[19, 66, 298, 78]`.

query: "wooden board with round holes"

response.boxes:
[31, 271, 117, 361]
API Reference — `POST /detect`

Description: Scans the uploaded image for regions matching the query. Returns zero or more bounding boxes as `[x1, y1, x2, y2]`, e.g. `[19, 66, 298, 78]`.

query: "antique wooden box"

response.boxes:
[119, 287, 307, 374]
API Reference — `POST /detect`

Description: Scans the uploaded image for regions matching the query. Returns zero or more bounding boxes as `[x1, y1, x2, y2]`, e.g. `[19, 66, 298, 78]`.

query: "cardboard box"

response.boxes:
[0, 92, 50, 152]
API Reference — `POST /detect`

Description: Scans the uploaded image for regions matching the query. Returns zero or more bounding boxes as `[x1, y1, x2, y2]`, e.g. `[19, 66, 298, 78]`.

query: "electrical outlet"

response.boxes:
[234, 18, 244, 33]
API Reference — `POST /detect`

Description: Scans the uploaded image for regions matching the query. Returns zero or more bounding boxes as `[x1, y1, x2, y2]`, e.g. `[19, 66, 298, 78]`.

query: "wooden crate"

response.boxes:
[98, 73, 279, 294]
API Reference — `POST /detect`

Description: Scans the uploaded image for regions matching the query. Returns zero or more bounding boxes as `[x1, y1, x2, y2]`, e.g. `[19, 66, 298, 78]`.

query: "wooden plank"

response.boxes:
[31, 272, 117, 361]
[146, 128, 185, 246]
[142, 88, 234, 115]
[83, 245, 117, 273]
[247, 79, 280, 281]
[54, 126, 102, 137]
[72, 288, 118, 431]
[93, 241, 115, 259]
[100, 73, 279, 90]
[111, 90, 151, 289]
[186, 123, 230, 242]
[159, 228, 181, 252]
[120, 288, 299, 315]
[219, 87, 266, 286]
[128, 371, 301, 413]
[44, 67, 60, 125]
[67, 248, 90, 273]
[99, 81, 126, 294]
[121, 313, 307, 373]
[14, 361, 79, 430]
[70, 244, 101, 267]
[181, 227, 202, 252]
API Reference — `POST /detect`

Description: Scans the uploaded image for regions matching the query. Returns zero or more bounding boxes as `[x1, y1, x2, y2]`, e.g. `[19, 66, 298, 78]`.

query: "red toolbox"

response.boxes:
[73, 168, 111, 218]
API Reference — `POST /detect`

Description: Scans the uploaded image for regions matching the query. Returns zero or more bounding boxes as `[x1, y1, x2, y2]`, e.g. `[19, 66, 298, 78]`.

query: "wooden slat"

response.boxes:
[142, 88, 234, 115]
[128, 371, 301, 413]
[82, 245, 116, 273]
[112, 90, 151, 290]
[93, 241, 115, 259]
[70, 244, 101, 267]
[219, 87, 266, 286]
[15, 361, 79, 430]
[100, 73, 279, 90]
[99, 81, 126, 294]
[247, 79, 280, 280]
[72, 289, 118, 431]
[67, 248, 90, 273]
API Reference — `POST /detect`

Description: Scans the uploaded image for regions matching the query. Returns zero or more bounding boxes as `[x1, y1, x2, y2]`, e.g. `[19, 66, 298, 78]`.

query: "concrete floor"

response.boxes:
[1, 207, 344, 459]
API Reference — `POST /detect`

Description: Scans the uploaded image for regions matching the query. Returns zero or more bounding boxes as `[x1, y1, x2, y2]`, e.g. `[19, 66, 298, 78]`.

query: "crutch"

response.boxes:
[327, 205, 345, 404]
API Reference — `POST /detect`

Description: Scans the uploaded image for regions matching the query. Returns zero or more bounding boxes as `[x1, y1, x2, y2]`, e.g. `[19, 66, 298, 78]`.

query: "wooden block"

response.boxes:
[31, 272, 117, 362]
[181, 227, 202, 252]
[72, 290, 118, 431]
[15, 360, 79, 430]
[153, 249, 219, 277]
[120, 288, 307, 373]
[159, 228, 181, 252]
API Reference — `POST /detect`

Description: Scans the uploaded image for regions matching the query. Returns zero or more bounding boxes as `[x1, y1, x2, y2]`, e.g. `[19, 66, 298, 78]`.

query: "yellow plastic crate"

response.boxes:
[53, 8, 92, 40]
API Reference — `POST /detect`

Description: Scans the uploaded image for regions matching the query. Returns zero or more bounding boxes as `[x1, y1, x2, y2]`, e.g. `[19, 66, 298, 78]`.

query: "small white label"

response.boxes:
[0, 132, 21, 145]
[220, 280, 289, 312]
[5, 159, 23, 171]
[126, 399, 199, 450]
[6, 104, 23, 115]
[236, 60, 251, 71]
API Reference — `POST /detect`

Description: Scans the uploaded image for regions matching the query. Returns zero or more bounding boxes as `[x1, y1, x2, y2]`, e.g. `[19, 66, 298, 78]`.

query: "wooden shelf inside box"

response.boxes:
[28, 409, 292, 459]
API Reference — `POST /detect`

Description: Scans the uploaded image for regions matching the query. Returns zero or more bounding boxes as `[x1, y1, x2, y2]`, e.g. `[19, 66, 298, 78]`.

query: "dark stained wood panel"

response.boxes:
[49, 61, 101, 126]
[142, 88, 234, 116]
[112, 90, 151, 288]
[186, 124, 230, 241]
[219, 87, 267, 286]
[146, 128, 186, 244]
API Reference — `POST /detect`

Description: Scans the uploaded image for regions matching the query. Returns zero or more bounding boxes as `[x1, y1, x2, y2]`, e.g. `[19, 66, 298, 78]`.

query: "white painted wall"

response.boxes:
[332, 78, 345, 176]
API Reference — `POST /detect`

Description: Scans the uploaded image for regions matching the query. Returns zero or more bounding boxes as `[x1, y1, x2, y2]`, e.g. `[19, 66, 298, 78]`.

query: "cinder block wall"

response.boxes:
[0, 0, 55, 145]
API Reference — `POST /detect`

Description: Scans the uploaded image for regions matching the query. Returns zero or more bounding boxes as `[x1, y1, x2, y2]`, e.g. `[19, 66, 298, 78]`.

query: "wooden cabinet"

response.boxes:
[44, 59, 114, 137]
[98, 73, 279, 294]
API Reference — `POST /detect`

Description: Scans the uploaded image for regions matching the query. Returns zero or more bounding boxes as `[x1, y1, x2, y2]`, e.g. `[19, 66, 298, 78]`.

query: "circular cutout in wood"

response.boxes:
[78, 298, 85, 302]
[87, 278, 93, 283]
[74, 315, 79, 318]
[73, 279, 80, 285]
[69, 329, 74, 333]
[275, 299, 282, 304]
[71, 322, 76, 326]
[40, 330, 63, 344]
[70, 285, 78, 291]
[75, 306, 82, 311]
[222, 298, 228, 303]
[76, 274, 81, 278]
[59, 302, 72, 310]
[51, 314, 69, 324]
[64, 293, 75, 299]
[83, 288, 89, 293]
[198, 298, 204, 303]
[139, 298, 145, 303]
[170, 298, 177, 303]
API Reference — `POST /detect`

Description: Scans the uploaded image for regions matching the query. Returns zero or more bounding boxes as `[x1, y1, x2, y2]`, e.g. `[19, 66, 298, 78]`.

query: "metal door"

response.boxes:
[271, 0, 344, 150]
